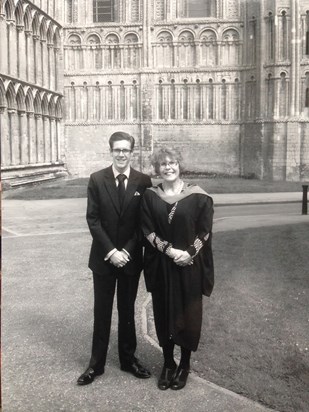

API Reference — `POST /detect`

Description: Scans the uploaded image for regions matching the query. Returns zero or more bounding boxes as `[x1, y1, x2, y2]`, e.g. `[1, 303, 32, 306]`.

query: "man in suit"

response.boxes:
[77, 131, 152, 385]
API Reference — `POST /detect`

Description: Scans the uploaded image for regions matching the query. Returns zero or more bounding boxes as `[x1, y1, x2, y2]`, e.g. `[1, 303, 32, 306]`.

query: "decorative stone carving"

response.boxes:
[226, 0, 239, 19]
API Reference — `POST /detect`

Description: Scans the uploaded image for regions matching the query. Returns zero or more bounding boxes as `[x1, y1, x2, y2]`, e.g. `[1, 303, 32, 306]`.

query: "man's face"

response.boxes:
[110, 140, 133, 173]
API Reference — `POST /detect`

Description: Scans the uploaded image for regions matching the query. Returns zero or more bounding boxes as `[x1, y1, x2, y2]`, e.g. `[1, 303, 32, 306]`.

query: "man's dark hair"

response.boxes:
[109, 131, 135, 150]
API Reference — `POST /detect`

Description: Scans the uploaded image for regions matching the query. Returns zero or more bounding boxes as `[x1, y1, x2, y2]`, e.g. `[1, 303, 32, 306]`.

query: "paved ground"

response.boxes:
[1, 193, 308, 412]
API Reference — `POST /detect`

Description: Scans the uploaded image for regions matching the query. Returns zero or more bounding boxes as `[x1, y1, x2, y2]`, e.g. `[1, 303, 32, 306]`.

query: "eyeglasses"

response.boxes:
[159, 161, 178, 168]
[112, 149, 132, 155]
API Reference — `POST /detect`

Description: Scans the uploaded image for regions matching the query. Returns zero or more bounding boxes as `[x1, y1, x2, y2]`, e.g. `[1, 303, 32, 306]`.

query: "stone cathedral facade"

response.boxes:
[1, 0, 309, 186]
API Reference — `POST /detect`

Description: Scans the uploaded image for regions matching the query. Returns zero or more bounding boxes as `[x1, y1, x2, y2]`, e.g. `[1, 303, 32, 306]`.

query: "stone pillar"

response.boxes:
[37, 40, 43, 86]
[35, 114, 43, 163]
[16, 25, 25, 78]
[0, 107, 9, 167]
[33, 35, 40, 84]
[41, 39, 47, 87]
[143, 0, 151, 68]
[120, 45, 124, 68]
[18, 111, 28, 165]
[290, 0, 300, 116]
[286, 122, 301, 181]
[8, 110, 19, 165]
[0, 13, 7, 73]
[140, 73, 154, 170]
[55, 119, 61, 162]
[49, 117, 56, 162]
[26, 113, 35, 164]
[25, 31, 32, 82]
[43, 115, 49, 162]
[47, 44, 53, 89]
[54, 47, 60, 91]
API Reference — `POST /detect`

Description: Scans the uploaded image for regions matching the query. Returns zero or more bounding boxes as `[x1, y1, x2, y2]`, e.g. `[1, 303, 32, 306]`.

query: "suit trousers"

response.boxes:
[89, 270, 140, 372]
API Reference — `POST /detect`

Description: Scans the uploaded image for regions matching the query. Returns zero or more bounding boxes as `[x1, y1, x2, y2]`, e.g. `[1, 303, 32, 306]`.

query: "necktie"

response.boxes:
[117, 174, 126, 208]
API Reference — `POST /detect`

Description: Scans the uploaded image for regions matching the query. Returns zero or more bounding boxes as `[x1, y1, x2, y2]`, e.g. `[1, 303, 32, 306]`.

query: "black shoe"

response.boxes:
[170, 367, 190, 390]
[158, 365, 177, 390]
[77, 367, 104, 386]
[121, 360, 151, 379]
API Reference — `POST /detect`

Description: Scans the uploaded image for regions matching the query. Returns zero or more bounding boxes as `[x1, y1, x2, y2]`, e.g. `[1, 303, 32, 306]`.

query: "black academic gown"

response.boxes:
[141, 184, 214, 351]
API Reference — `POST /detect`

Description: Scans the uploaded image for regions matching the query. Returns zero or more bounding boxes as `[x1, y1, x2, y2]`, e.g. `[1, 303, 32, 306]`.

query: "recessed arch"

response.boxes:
[4, 0, 15, 20]
[42, 93, 49, 115]
[14, 0, 24, 26]
[23, 6, 32, 31]
[33, 91, 42, 114]
[105, 33, 120, 44]
[157, 30, 173, 42]
[47, 22, 54, 44]
[16, 85, 26, 111]
[53, 27, 61, 47]
[48, 96, 56, 117]
[0, 78, 7, 108]
[124, 32, 139, 43]
[178, 30, 195, 42]
[25, 88, 34, 113]
[87, 33, 101, 45]
[67, 33, 82, 45]
[32, 12, 40, 36]
[222, 28, 240, 42]
[55, 97, 63, 118]
[40, 17, 48, 41]
[6, 82, 16, 110]
[200, 29, 217, 42]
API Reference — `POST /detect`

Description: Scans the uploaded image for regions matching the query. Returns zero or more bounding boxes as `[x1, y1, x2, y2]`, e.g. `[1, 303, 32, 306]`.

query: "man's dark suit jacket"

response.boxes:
[86, 165, 152, 276]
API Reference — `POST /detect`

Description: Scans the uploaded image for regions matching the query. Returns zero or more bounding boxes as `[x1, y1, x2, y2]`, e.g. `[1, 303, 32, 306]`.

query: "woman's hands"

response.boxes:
[170, 248, 193, 266]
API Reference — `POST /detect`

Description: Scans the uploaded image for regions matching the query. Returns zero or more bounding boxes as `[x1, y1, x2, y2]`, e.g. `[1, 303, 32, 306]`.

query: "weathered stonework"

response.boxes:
[1, 0, 309, 183]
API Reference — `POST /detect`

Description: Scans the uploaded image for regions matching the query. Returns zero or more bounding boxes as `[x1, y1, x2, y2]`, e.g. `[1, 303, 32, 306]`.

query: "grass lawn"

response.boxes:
[193, 223, 309, 412]
[3, 176, 307, 200]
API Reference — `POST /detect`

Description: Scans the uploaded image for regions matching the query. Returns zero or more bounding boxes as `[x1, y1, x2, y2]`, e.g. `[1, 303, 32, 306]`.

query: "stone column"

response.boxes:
[54, 47, 60, 91]
[33, 35, 40, 84]
[18, 110, 28, 165]
[27, 112, 36, 164]
[0, 107, 9, 167]
[41, 39, 47, 87]
[49, 117, 56, 162]
[9, 20, 18, 77]
[286, 122, 301, 180]
[55, 118, 61, 162]
[16, 25, 25, 78]
[8, 109, 19, 165]
[195, 41, 200, 66]
[0, 13, 7, 73]
[43, 115, 49, 163]
[34, 114, 43, 163]
[47, 44, 53, 89]
[24, 30, 32, 82]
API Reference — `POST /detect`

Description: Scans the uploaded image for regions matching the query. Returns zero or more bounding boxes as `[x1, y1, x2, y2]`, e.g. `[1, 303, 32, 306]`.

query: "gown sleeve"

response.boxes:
[186, 195, 214, 258]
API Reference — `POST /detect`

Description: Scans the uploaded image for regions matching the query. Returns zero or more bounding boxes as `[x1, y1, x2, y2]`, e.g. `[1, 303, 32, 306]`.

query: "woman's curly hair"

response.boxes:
[150, 147, 183, 175]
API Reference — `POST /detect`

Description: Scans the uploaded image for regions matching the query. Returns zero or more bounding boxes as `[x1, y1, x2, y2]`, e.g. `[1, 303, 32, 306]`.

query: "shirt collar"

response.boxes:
[112, 165, 131, 180]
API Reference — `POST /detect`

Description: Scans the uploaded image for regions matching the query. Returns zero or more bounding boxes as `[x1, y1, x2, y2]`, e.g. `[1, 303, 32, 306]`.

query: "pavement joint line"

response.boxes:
[2, 229, 89, 238]
[2, 227, 20, 236]
[3, 213, 85, 220]
[141, 295, 278, 412]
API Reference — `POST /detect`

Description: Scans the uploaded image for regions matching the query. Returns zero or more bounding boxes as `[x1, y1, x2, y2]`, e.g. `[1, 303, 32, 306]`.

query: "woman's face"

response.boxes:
[159, 156, 180, 182]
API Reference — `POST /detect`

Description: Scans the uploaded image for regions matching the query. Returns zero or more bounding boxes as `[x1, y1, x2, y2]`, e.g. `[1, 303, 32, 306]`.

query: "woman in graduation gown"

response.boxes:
[141, 147, 214, 391]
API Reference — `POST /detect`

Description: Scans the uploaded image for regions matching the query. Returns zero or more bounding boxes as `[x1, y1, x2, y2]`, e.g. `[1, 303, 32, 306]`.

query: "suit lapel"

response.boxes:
[104, 165, 121, 215]
[121, 168, 139, 216]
